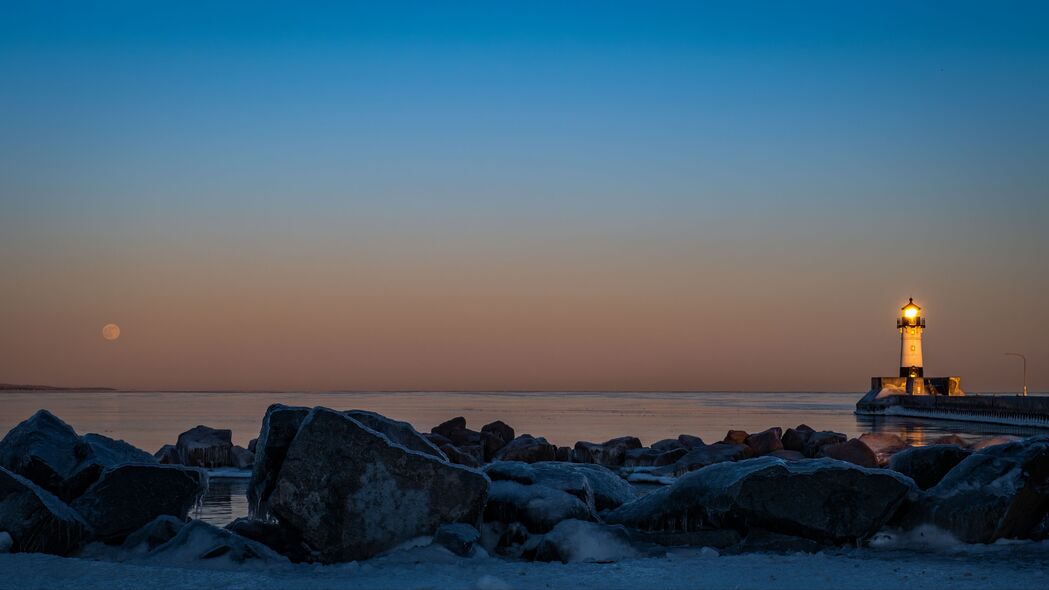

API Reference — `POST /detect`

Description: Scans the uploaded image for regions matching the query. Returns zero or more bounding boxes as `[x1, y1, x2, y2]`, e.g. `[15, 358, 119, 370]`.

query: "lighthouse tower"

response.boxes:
[898, 298, 924, 378]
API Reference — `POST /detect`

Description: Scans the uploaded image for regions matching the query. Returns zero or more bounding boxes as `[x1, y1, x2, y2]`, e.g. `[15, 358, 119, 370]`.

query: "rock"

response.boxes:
[0, 466, 90, 555]
[555, 446, 572, 462]
[425, 432, 453, 447]
[623, 448, 662, 467]
[538, 463, 635, 511]
[231, 446, 254, 470]
[858, 433, 910, 466]
[781, 424, 815, 453]
[803, 431, 847, 458]
[0, 410, 81, 494]
[481, 421, 515, 447]
[533, 519, 639, 563]
[724, 430, 749, 445]
[433, 523, 480, 556]
[247, 438, 258, 453]
[0, 531, 11, 553]
[606, 457, 914, 544]
[971, 435, 1023, 451]
[431, 417, 467, 440]
[571, 437, 642, 467]
[888, 444, 972, 490]
[768, 450, 805, 461]
[61, 433, 158, 501]
[494, 435, 557, 463]
[154, 445, 180, 465]
[817, 438, 878, 468]
[147, 520, 287, 564]
[346, 410, 446, 460]
[903, 436, 1049, 543]
[744, 428, 784, 456]
[248, 404, 310, 519]
[931, 434, 968, 447]
[677, 435, 705, 450]
[652, 439, 685, 453]
[481, 431, 506, 462]
[70, 464, 207, 543]
[268, 407, 489, 563]
[121, 515, 186, 552]
[225, 517, 312, 562]
[175, 425, 233, 468]
[441, 444, 482, 468]
[672, 443, 754, 476]
[484, 480, 594, 534]
[485, 462, 593, 507]
[654, 447, 688, 466]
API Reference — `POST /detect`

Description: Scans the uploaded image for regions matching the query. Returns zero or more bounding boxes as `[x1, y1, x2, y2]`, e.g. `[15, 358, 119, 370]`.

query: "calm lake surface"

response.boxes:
[2, 390, 1046, 525]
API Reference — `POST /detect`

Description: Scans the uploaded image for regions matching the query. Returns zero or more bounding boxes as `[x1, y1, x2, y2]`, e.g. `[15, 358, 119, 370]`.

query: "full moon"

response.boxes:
[102, 323, 121, 341]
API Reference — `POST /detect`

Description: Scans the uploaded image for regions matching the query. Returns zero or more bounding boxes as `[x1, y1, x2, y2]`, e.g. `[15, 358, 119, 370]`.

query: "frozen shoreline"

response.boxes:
[5, 542, 1049, 590]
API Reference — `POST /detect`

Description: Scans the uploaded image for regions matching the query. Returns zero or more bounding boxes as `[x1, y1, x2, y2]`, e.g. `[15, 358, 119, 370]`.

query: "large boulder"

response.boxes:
[606, 457, 914, 544]
[61, 433, 158, 501]
[431, 417, 467, 440]
[230, 446, 254, 470]
[572, 437, 642, 467]
[0, 410, 81, 494]
[70, 464, 207, 543]
[858, 433, 910, 466]
[902, 436, 1049, 543]
[652, 439, 685, 453]
[248, 404, 310, 518]
[346, 410, 446, 460]
[0, 466, 90, 555]
[724, 430, 749, 445]
[781, 425, 815, 453]
[493, 435, 557, 463]
[803, 431, 848, 458]
[485, 461, 635, 513]
[971, 435, 1023, 451]
[441, 443, 482, 468]
[146, 520, 287, 565]
[175, 425, 233, 468]
[744, 428, 783, 456]
[817, 438, 878, 468]
[484, 479, 594, 534]
[888, 444, 972, 491]
[677, 435, 705, 450]
[154, 445, 180, 465]
[482, 421, 515, 447]
[268, 407, 489, 563]
[623, 448, 662, 467]
[433, 523, 481, 557]
[533, 519, 639, 563]
[670, 442, 754, 476]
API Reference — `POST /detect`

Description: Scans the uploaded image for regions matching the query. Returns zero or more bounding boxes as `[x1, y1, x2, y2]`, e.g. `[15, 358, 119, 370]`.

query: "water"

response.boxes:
[3, 390, 1047, 526]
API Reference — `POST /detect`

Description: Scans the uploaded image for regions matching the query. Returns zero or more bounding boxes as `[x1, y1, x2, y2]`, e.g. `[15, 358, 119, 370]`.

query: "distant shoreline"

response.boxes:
[0, 383, 116, 392]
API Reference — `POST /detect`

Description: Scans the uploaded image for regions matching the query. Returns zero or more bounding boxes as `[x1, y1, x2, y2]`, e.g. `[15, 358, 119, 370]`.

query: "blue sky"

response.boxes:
[2, 2, 1047, 390]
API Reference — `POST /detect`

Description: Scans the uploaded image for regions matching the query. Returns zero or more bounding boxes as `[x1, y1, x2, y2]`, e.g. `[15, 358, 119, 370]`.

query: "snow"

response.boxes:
[3, 541, 1048, 589]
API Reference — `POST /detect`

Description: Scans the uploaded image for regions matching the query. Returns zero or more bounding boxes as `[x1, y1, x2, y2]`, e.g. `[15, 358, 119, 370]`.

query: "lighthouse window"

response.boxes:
[911, 345, 916, 351]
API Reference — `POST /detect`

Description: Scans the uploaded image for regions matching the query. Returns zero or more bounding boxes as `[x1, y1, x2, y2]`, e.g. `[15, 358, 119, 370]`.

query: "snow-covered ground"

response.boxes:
[4, 540, 1048, 590]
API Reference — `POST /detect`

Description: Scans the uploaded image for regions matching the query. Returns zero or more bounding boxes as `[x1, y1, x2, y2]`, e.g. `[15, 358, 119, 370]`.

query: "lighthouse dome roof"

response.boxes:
[901, 298, 921, 312]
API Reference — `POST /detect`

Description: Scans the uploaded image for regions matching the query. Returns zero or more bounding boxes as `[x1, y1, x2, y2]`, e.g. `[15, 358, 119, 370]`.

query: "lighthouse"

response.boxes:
[898, 298, 924, 378]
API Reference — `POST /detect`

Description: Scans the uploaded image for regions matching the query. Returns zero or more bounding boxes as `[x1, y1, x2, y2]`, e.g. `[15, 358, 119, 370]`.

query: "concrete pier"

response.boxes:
[856, 378, 1049, 428]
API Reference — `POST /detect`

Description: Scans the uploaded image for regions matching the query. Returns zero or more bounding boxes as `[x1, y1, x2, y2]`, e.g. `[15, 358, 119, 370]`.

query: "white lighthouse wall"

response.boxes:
[900, 328, 923, 368]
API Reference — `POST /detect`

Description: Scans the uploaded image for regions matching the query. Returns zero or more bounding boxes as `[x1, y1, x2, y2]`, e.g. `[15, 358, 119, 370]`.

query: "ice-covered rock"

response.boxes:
[888, 444, 972, 490]
[484, 461, 634, 512]
[623, 447, 661, 467]
[493, 435, 557, 463]
[247, 438, 258, 453]
[433, 522, 481, 556]
[0, 410, 81, 494]
[346, 410, 446, 460]
[571, 436, 642, 467]
[247, 403, 310, 518]
[230, 445, 254, 470]
[146, 520, 287, 566]
[70, 463, 206, 543]
[441, 443, 482, 468]
[654, 447, 687, 466]
[768, 449, 805, 461]
[0, 466, 90, 555]
[858, 433, 910, 466]
[268, 407, 489, 563]
[533, 519, 639, 563]
[0, 531, 11, 553]
[121, 515, 186, 553]
[61, 433, 158, 501]
[483, 479, 594, 534]
[817, 438, 878, 468]
[744, 428, 783, 456]
[154, 444, 180, 465]
[652, 438, 685, 452]
[971, 435, 1023, 451]
[552, 463, 636, 511]
[175, 425, 233, 468]
[605, 457, 915, 544]
[225, 516, 312, 562]
[901, 435, 1049, 543]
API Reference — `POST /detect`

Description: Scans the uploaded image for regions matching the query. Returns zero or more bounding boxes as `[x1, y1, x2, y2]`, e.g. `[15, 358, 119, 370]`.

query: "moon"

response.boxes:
[102, 323, 121, 341]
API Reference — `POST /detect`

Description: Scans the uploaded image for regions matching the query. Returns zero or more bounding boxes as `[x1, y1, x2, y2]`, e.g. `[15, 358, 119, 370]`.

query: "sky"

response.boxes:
[1, 1, 1047, 392]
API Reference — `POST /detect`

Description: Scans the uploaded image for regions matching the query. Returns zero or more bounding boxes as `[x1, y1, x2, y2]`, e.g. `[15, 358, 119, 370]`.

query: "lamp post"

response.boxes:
[1004, 352, 1028, 397]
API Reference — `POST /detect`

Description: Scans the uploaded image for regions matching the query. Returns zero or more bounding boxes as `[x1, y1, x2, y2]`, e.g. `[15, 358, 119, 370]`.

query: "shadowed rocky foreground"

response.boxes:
[1, 405, 1048, 577]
